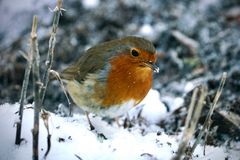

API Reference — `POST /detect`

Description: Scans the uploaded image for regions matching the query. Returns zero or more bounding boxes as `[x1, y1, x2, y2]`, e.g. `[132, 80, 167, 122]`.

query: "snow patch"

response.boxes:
[0, 102, 239, 160]
[82, 0, 100, 9]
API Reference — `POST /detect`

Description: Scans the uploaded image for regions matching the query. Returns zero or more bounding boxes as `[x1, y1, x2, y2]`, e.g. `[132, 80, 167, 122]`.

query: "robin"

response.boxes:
[62, 36, 159, 130]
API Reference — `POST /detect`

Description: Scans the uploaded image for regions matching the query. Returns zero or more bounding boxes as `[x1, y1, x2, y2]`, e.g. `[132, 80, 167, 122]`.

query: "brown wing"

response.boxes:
[61, 39, 125, 82]
[62, 52, 105, 82]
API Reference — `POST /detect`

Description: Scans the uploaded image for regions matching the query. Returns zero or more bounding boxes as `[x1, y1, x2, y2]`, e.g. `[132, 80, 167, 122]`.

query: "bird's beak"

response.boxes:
[145, 61, 159, 73]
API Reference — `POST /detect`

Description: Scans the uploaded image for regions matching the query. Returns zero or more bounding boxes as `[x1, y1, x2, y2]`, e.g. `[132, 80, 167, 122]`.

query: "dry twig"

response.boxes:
[50, 70, 71, 110]
[171, 30, 199, 55]
[172, 85, 207, 160]
[15, 50, 33, 144]
[30, 15, 42, 160]
[184, 72, 227, 159]
[40, 0, 63, 104]
[41, 110, 51, 159]
[216, 109, 240, 130]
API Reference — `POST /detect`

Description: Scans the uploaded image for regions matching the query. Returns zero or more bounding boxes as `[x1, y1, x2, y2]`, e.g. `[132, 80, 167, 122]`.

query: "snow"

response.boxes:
[138, 89, 167, 123]
[82, 0, 100, 9]
[139, 24, 155, 38]
[0, 90, 239, 160]
[137, 23, 168, 41]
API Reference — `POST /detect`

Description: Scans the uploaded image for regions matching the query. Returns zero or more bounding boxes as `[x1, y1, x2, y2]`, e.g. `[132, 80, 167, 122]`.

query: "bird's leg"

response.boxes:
[123, 113, 133, 128]
[85, 112, 107, 141]
[85, 112, 95, 130]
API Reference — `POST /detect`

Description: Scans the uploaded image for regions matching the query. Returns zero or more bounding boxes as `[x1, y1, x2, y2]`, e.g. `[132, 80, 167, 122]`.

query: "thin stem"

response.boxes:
[15, 50, 33, 145]
[50, 70, 71, 107]
[40, 0, 62, 104]
[31, 15, 41, 160]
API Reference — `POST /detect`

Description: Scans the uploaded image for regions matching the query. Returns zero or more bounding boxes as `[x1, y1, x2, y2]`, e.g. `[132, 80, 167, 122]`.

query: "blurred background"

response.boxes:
[0, 0, 239, 146]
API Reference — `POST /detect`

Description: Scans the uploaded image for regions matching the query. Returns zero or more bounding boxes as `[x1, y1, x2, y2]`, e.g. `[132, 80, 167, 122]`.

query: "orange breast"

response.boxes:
[100, 54, 153, 107]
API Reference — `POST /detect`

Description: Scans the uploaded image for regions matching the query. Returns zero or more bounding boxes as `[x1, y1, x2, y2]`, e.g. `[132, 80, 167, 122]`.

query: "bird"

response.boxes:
[61, 36, 159, 130]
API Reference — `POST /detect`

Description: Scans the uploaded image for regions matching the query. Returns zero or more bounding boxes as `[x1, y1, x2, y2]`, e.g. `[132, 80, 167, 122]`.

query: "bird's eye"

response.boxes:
[131, 49, 139, 57]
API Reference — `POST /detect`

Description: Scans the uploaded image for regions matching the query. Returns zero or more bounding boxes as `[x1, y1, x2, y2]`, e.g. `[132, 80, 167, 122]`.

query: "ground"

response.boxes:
[0, 101, 239, 160]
